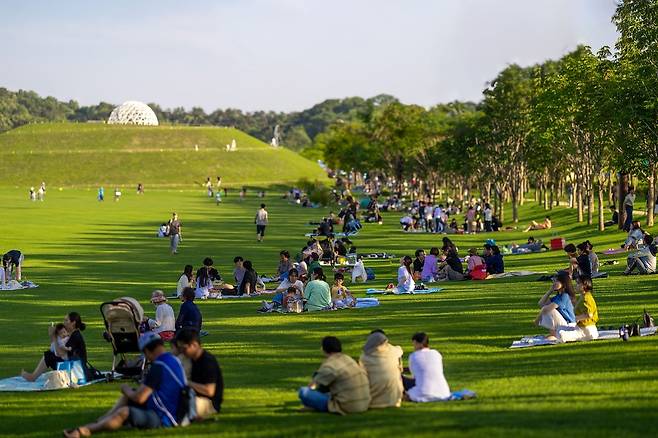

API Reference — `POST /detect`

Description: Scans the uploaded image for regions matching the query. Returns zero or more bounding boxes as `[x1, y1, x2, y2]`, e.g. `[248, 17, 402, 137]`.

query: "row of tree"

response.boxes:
[0, 86, 397, 151]
[317, 0, 658, 230]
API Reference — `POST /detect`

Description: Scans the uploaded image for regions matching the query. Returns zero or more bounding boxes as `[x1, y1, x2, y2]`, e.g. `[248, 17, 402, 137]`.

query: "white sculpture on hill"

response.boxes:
[108, 101, 159, 126]
[226, 139, 237, 152]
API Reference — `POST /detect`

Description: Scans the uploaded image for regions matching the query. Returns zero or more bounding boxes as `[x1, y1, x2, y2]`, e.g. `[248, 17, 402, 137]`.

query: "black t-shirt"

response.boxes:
[191, 350, 224, 412]
[445, 254, 464, 274]
[239, 270, 257, 295]
[413, 258, 424, 274]
[2, 250, 21, 267]
[576, 254, 592, 278]
[66, 330, 87, 362]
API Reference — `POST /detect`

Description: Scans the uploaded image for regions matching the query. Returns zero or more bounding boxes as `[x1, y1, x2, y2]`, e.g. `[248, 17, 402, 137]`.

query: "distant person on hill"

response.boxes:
[176, 287, 202, 332]
[298, 336, 370, 414]
[523, 216, 552, 233]
[624, 234, 657, 275]
[37, 184, 45, 201]
[62, 332, 186, 437]
[205, 177, 213, 197]
[402, 332, 451, 402]
[97, 187, 104, 202]
[137, 183, 144, 194]
[3, 249, 24, 282]
[29, 187, 36, 201]
[114, 187, 121, 202]
[168, 212, 182, 255]
[623, 186, 636, 231]
[535, 270, 576, 341]
[255, 203, 269, 242]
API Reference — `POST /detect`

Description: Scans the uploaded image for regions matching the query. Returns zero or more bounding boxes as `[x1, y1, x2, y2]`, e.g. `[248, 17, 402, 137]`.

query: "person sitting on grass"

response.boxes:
[623, 221, 645, 249]
[238, 260, 258, 296]
[604, 205, 619, 228]
[624, 234, 657, 275]
[298, 336, 371, 414]
[233, 256, 245, 288]
[523, 216, 552, 233]
[176, 287, 202, 332]
[402, 332, 451, 402]
[558, 276, 599, 343]
[397, 256, 416, 293]
[273, 268, 304, 296]
[574, 242, 593, 279]
[534, 270, 576, 342]
[359, 330, 404, 409]
[483, 244, 505, 275]
[331, 272, 355, 308]
[260, 269, 305, 312]
[466, 248, 487, 280]
[62, 332, 186, 437]
[584, 240, 600, 275]
[308, 252, 322, 273]
[413, 249, 425, 274]
[146, 290, 176, 341]
[22, 312, 87, 382]
[421, 247, 440, 282]
[176, 265, 194, 297]
[174, 328, 223, 419]
[304, 268, 332, 311]
[195, 258, 215, 299]
[437, 247, 464, 281]
[277, 250, 292, 281]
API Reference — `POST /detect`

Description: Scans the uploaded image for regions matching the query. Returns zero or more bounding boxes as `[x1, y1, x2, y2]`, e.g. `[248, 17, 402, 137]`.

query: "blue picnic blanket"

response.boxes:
[366, 287, 443, 295]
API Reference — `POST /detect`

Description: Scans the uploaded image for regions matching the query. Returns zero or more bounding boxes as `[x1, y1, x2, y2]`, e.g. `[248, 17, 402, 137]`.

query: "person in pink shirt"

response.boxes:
[466, 248, 487, 280]
[465, 207, 477, 234]
[421, 247, 440, 282]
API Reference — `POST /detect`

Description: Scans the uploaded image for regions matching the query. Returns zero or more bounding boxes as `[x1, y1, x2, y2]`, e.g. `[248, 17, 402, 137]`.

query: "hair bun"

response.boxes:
[79, 322, 87, 331]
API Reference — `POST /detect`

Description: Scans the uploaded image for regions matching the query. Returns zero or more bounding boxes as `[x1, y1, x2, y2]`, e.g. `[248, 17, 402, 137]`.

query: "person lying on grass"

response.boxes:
[331, 272, 355, 308]
[63, 333, 186, 437]
[359, 330, 403, 408]
[298, 336, 370, 414]
[304, 268, 332, 311]
[534, 270, 576, 342]
[22, 312, 87, 382]
[402, 332, 451, 402]
[174, 328, 223, 419]
[624, 234, 657, 275]
[176, 287, 202, 332]
[523, 216, 552, 233]
[558, 276, 599, 343]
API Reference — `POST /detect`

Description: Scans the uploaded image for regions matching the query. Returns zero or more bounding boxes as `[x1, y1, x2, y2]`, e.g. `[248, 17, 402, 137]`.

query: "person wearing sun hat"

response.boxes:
[359, 330, 404, 408]
[147, 290, 176, 341]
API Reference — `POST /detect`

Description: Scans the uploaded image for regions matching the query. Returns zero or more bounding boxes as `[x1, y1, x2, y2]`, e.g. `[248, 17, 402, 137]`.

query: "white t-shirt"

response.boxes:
[195, 277, 211, 299]
[407, 348, 451, 402]
[256, 208, 269, 225]
[433, 207, 443, 219]
[176, 274, 190, 297]
[148, 304, 176, 333]
[397, 265, 415, 292]
[276, 278, 304, 295]
[484, 208, 493, 221]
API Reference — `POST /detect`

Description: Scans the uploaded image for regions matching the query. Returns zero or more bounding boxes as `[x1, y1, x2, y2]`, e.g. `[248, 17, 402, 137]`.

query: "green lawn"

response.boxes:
[0, 187, 657, 437]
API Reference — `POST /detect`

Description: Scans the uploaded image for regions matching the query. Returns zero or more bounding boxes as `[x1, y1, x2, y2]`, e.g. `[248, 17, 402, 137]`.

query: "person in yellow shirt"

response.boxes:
[558, 276, 599, 343]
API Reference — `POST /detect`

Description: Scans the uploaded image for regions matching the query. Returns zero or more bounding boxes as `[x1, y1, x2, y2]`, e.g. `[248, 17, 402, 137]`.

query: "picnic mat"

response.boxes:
[0, 280, 39, 291]
[602, 248, 628, 255]
[486, 271, 543, 280]
[366, 287, 443, 295]
[510, 326, 657, 349]
[0, 374, 107, 392]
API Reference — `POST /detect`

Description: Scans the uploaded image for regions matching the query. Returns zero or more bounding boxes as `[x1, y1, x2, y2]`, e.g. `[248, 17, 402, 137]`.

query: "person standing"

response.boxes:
[168, 213, 182, 255]
[623, 186, 636, 231]
[98, 187, 105, 202]
[483, 203, 493, 232]
[255, 203, 269, 242]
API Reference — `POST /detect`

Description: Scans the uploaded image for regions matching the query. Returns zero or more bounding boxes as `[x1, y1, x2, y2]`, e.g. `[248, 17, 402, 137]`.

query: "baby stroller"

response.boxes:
[100, 297, 146, 378]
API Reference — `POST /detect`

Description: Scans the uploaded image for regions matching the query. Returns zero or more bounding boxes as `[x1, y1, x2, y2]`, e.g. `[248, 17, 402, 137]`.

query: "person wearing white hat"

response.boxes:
[147, 290, 175, 341]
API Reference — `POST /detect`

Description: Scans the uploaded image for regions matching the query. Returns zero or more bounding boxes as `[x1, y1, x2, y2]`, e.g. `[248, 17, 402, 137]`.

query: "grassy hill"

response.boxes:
[0, 123, 328, 188]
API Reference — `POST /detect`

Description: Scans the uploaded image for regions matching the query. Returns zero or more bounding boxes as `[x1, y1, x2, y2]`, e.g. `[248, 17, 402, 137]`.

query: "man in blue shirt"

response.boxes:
[63, 332, 186, 437]
[176, 287, 202, 332]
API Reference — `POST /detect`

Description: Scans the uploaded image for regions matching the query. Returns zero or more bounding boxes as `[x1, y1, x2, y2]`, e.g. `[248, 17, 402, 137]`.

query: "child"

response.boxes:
[331, 273, 355, 308]
[50, 323, 70, 360]
[157, 223, 169, 238]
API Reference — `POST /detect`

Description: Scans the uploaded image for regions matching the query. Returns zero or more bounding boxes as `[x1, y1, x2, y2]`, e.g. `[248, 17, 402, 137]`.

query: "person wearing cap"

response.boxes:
[147, 290, 176, 341]
[298, 336, 370, 414]
[175, 328, 224, 419]
[63, 332, 186, 437]
[359, 330, 404, 408]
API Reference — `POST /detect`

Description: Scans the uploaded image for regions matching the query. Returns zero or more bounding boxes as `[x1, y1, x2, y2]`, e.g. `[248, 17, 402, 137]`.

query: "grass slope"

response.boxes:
[0, 123, 327, 188]
[0, 188, 657, 437]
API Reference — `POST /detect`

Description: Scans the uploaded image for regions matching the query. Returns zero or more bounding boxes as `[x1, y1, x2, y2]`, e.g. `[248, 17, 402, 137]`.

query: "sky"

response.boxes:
[0, 0, 620, 112]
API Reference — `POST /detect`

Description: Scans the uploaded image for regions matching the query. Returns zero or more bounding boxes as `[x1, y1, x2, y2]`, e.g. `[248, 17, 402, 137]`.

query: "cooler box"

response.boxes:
[550, 238, 565, 251]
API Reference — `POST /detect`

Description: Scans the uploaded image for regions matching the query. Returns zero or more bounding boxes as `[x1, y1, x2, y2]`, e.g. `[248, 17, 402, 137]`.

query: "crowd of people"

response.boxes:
[399, 200, 503, 234]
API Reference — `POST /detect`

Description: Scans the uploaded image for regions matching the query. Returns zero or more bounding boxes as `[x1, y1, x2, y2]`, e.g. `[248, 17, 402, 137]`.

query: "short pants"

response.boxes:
[256, 225, 266, 235]
[127, 406, 161, 429]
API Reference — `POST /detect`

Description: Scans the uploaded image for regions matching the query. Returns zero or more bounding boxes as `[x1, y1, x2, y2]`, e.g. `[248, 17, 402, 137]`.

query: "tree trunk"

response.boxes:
[511, 187, 519, 223]
[549, 182, 555, 210]
[597, 178, 605, 231]
[498, 191, 505, 224]
[647, 164, 655, 227]
[618, 173, 629, 230]
[576, 183, 583, 222]
[587, 184, 593, 226]
[607, 172, 613, 205]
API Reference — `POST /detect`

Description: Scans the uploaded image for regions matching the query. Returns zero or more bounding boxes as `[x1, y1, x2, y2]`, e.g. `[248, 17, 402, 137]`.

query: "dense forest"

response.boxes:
[0, 88, 400, 152]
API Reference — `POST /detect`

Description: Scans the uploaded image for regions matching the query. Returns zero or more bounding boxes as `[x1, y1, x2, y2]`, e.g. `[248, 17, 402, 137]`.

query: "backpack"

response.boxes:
[177, 386, 198, 426]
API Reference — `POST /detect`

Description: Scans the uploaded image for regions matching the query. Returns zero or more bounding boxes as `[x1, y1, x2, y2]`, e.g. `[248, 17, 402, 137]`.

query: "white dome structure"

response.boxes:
[108, 101, 159, 126]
